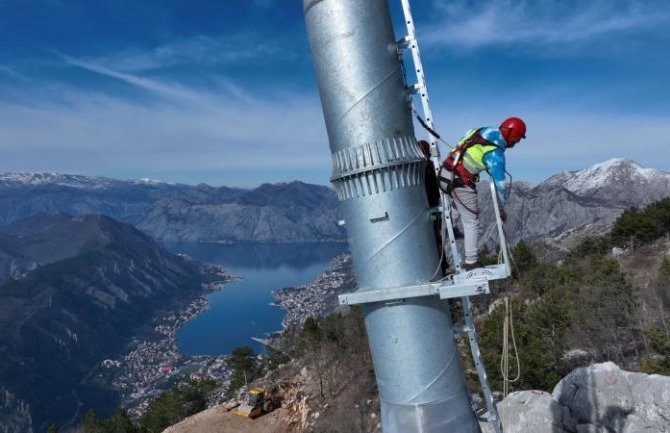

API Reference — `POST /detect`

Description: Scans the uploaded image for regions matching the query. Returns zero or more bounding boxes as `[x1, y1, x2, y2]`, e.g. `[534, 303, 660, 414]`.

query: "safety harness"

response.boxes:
[438, 128, 504, 216]
[440, 127, 501, 189]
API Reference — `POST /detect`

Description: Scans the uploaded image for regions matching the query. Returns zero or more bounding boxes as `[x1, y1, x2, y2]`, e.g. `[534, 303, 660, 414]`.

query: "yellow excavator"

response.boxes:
[235, 387, 279, 419]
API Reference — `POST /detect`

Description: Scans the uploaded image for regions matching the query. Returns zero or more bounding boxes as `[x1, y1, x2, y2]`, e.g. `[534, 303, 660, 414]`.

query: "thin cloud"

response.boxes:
[0, 63, 329, 185]
[0, 65, 28, 82]
[93, 34, 283, 73]
[64, 54, 286, 109]
[423, 0, 670, 51]
[63, 55, 200, 101]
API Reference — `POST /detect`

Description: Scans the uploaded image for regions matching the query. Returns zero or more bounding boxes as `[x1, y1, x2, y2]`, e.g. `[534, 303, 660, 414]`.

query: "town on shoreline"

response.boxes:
[94, 253, 354, 418]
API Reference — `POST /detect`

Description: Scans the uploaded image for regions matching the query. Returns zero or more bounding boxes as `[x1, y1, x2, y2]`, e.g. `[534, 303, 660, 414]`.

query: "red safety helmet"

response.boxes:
[499, 117, 526, 146]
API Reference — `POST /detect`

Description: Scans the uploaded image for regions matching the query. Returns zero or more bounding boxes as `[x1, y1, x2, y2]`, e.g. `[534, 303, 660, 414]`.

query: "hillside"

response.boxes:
[159, 198, 670, 433]
[0, 175, 345, 243]
[0, 213, 211, 432]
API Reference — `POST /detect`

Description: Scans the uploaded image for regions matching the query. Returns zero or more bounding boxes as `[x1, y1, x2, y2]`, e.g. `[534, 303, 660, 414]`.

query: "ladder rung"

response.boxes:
[396, 35, 413, 49]
[476, 408, 500, 423]
[407, 83, 423, 95]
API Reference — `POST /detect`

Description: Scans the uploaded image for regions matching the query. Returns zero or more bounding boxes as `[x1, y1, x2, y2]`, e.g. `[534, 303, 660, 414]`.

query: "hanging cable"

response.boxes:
[410, 103, 455, 150]
[500, 297, 521, 400]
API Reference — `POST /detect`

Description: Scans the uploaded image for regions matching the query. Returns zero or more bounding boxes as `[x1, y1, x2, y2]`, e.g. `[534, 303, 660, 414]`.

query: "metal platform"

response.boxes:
[338, 263, 508, 306]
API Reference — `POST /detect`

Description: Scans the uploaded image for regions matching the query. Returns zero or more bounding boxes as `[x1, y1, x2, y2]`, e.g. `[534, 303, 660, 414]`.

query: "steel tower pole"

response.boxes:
[303, 1, 481, 432]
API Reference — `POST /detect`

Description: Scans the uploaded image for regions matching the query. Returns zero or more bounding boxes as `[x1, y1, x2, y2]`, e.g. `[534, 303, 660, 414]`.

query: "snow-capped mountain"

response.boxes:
[0, 172, 178, 189]
[0, 159, 668, 250]
[0, 172, 120, 189]
[537, 159, 670, 206]
[476, 159, 670, 257]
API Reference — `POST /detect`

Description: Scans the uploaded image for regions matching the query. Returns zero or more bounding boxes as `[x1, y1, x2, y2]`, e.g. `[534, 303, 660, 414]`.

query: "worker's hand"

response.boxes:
[500, 210, 507, 223]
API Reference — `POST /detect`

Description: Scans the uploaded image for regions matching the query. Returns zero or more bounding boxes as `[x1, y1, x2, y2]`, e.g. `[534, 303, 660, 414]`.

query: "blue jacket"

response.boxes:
[462, 126, 509, 206]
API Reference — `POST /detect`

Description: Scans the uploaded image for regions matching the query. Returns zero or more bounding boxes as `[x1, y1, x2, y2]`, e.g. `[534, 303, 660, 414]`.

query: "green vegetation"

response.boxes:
[571, 197, 670, 258]
[476, 197, 670, 393]
[80, 409, 138, 433]
[226, 346, 263, 396]
[78, 379, 215, 433]
[477, 288, 572, 391]
[642, 324, 670, 374]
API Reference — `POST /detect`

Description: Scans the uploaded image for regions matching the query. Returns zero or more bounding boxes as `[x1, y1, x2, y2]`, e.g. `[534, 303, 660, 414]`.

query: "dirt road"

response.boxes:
[163, 405, 289, 433]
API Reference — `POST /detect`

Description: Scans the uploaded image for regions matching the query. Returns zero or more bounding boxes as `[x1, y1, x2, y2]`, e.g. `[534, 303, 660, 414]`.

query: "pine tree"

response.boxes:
[104, 409, 137, 433]
[226, 346, 260, 393]
[511, 240, 537, 278]
[81, 409, 102, 433]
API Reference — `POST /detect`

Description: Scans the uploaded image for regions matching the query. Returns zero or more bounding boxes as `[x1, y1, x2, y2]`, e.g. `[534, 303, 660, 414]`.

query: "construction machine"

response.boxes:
[235, 386, 279, 419]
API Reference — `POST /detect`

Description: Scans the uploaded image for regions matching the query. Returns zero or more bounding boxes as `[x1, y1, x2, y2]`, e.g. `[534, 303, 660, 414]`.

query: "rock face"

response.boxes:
[476, 159, 670, 256]
[0, 175, 345, 243]
[482, 362, 670, 433]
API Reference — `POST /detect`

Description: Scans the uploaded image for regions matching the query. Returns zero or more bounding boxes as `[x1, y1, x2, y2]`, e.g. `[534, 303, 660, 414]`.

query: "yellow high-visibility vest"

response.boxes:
[457, 128, 501, 175]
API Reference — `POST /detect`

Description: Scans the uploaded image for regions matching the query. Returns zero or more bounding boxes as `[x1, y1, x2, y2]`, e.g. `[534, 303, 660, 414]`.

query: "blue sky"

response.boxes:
[0, 0, 668, 187]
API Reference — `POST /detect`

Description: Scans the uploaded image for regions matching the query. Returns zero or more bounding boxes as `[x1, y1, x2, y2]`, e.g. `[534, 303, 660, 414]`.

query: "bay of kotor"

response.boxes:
[164, 242, 348, 356]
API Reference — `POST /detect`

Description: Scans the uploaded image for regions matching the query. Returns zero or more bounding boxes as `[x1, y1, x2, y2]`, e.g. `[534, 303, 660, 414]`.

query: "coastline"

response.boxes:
[89, 250, 354, 420]
[91, 265, 241, 418]
[272, 253, 354, 330]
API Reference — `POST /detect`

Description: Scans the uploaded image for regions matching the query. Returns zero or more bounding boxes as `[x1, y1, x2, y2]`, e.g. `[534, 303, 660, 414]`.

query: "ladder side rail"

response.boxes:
[442, 199, 463, 273]
[462, 296, 503, 433]
[399, 0, 441, 164]
[399, 0, 461, 271]
[489, 180, 512, 276]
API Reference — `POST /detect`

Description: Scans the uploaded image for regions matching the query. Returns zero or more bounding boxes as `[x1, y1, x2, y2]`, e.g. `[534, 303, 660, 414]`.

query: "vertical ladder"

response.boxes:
[463, 296, 503, 432]
[397, 0, 463, 273]
[397, 2, 503, 432]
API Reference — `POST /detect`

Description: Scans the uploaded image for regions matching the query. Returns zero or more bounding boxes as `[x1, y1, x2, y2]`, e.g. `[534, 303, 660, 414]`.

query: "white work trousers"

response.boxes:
[452, 186, 479, 264]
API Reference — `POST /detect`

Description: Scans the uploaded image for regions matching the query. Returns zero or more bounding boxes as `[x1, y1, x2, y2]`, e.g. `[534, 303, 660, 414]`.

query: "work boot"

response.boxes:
[462, 261, 483, 271]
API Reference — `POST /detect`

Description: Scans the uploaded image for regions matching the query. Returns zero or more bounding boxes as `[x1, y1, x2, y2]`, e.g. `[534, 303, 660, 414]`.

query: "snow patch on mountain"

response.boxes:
[539, 159, 670, 203]
[0, 173, 172, 189]
[0, 173, 117, 189]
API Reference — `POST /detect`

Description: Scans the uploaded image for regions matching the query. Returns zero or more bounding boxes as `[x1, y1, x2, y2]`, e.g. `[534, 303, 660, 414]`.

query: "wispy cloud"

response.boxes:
[0, 65, 28, 82]
[91, 34, 284, 73]
[423, 0, 670, 51]
[0, 57, 328, 185]
[63, 55, 199, 101]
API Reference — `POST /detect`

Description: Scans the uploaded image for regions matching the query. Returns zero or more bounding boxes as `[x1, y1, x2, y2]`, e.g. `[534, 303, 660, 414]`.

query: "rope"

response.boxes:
[410, 103, 455, 150]
[428, 211, 448, 281]
[500, 297, 521, 400]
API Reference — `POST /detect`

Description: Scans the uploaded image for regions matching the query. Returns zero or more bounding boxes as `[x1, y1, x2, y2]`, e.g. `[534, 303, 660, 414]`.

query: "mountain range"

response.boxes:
[0, 213, 209, 432]
[0, 175, 344, 243]
[1, 159, 669, 250]
[477, 158, 670, 256]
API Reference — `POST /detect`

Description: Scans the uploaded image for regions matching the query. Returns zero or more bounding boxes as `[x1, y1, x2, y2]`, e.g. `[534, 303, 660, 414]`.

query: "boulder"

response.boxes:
[482, 363, 670, 433]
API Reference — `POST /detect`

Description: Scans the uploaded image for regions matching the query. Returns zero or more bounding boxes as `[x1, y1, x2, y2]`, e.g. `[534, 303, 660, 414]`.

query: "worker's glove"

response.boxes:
[500, 210, 507, 223]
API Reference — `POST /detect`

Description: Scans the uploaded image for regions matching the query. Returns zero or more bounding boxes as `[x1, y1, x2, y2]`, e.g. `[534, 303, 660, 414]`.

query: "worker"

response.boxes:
[419, 140, 445, 273]
[438, 117, 526, 270]
[419, 140, 440, 209]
